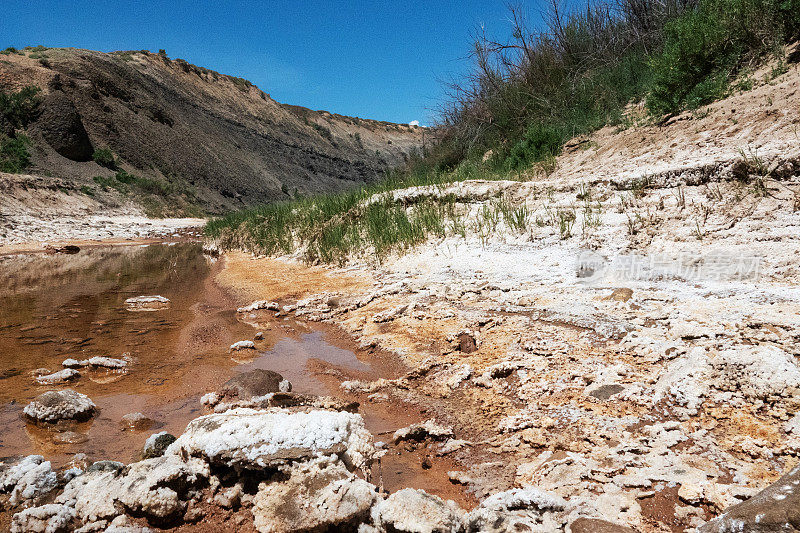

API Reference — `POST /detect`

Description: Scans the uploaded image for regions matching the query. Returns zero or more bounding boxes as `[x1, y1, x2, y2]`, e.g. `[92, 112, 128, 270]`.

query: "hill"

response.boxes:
[0, 47, 424, 215]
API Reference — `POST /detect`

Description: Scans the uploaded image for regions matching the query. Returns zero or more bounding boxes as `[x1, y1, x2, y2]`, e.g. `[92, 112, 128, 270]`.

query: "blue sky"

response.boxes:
[0, 1, 543, 125]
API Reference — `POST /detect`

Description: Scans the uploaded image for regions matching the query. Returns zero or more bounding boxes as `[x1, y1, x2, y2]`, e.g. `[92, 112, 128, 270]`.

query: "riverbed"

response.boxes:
[0, 242, 472, 509]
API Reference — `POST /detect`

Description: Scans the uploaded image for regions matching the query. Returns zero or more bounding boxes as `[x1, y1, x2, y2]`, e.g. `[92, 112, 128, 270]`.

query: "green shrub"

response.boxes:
[92, 148, 116, 169]
[647, 0, 796, 115]
[0, 134, 32, 173]
[503, 123, 564, 171]
[0, 86, 41, 128]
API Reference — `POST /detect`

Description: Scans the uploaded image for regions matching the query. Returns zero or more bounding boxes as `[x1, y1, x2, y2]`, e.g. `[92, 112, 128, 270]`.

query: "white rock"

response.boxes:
[11, 503, 75, 533]
[115, 456, 208, 520]
[464, 487, 568, 533]
[0, 455, 58, 505]
[371, 488, 464, 533]
[56, 470, 120, 523]
[393, 419, 454, 443]
[86, 356, 127, 369]
[252, 456, 376, 533]
[480, 487, 567, 511]
[35, 368, 80, 384]
[124, 295, 170, 311]
[167, 408, 376, 471]
[57, 455, 208, 523]
[712, 345, 800, 400]
[237, 300, 280, 313]
[229, 340, 256, 351]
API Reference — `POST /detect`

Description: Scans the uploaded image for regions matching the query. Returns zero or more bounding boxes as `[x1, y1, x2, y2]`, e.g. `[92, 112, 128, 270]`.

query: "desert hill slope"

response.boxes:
[0, 47, 424, 214]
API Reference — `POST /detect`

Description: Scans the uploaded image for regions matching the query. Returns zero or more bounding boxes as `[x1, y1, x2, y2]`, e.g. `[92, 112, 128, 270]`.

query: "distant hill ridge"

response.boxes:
[0, 47, 424, 214]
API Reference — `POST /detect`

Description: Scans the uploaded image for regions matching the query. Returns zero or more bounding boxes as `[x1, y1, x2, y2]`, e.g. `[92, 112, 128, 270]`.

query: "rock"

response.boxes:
[61, 357, 127, 369]
[371, 488, 464, 533]
[213, 484, 242, 509]
[438, 439, 471, 455]
[604, 288, 633, 302]
[218, 369, 290, 401]
[167, 407, 376, 471]
[252, 456, 376, 532]
[105, 515, 154, 532]
[712, 345, 800, 400]
[570, 518, 638, 533]
[124, 295, 170, 311]
[120, 412, 154, 431]
[10, 503, 76, 533]
[208, 391, 359, 414]
[588, 384, 625, 400]
[698, 464, 800, 532]
[455, 330, 478, 354]
[372, 304, 409, 323]
[114, 455, 208, 522]
[229, 340, 256, 351]
[142, 432, 177, 459]
[23, 389, 97, 423]
[53, 245, 81, 254]
[57, 469, 120, 523]
[255, 331, 264, 340]
[0, 455, 58, 505]
[52, 431, 89, 445]
[86, 460, 124, 474]
[57, 455, 208, 524]
[35, 368, 80, 384]
[237, 300, 280, 313]
[34, 91, 94, 162]
[464, 488, 568, 533]
[393, 419, 455, 443]
[87, 356, 127, 369]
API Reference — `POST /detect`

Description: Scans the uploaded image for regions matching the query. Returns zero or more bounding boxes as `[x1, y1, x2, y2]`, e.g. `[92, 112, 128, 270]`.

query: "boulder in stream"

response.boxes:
[166, 407, 376, 470]
[23, 389, 97, 423]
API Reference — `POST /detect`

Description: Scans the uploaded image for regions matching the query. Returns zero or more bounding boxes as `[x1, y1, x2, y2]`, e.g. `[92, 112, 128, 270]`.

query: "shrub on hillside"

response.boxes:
[92, 148, 116, 169]
[0, 86, 41, 129]
[432, 0, 799, 175]
[503, 123, 564, 170]
[647, 0, 799, 114]
[0, 134, 32, 173]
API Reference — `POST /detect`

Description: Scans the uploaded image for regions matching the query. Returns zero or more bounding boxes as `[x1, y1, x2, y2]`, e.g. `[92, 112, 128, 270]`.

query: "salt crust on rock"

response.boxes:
[124, 295, 170, 311]
[56, 455, 208, 523]
[652, 344, 800, 415]
[464, 487, 569, 533]
[0, 455, 58, 505]
[167, 407, 376, 470]
[11, 503, 75, 533]
[35, 368, 80, 384]
[371, 488, 464, 533]
[23, 389, 97, 423]
[252, 456, 376, 533]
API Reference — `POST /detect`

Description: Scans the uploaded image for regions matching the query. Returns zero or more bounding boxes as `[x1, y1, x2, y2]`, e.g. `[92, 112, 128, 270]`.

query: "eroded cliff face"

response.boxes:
[0, 48, 424, 214]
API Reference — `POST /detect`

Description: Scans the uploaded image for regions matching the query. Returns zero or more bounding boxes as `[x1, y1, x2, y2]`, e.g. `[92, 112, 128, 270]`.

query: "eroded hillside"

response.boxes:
[0, 47, 424, 214]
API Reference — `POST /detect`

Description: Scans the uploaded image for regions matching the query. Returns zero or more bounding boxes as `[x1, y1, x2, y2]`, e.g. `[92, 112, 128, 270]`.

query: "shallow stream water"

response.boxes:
[0, 243, 381, 465]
